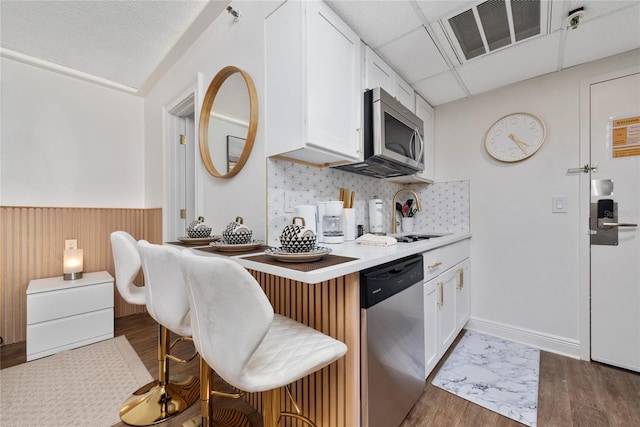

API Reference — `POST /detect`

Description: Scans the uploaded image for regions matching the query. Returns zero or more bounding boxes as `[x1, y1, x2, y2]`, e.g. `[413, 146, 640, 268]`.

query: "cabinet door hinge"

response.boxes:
[180, 209, 187, 219]
[180, 134, 187, 145]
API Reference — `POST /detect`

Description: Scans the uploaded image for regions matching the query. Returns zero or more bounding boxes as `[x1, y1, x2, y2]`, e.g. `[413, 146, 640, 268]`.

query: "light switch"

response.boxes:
[552, 196, 568, 213]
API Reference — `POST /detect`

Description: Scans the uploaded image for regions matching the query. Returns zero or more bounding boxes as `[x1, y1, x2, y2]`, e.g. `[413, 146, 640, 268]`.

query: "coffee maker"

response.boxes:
[316, 201, 344, 244]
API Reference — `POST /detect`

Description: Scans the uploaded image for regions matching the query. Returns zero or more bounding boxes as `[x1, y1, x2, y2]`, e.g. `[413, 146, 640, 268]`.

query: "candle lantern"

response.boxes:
[63, 248, 83, 280]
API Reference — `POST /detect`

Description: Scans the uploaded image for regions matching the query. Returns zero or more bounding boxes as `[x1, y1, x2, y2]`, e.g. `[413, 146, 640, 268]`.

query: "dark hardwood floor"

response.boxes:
[2, 313, 639, 426]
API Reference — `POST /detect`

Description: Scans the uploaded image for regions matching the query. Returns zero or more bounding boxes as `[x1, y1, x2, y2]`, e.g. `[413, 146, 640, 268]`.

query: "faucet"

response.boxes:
[392, 189, 422, 234]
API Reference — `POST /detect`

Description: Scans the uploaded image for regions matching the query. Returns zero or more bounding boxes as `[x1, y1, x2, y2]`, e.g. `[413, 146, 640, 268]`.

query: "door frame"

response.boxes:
[163, 80, 200, 241]
[578, 65, 640, 361]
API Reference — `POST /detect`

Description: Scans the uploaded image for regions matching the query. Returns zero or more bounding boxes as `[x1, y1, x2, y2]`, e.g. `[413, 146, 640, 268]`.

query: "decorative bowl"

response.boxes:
[279, 233, 317, 253]
[223, 229, 253, 245]
[187, 221, 211, 239]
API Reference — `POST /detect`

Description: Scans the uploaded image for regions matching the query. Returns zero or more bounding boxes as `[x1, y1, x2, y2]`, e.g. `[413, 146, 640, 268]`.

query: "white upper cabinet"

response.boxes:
[364, 46, 415, 113]
[414, 94, 435, 182]
[363, 45, 395, 94]
[266, 0, 362, 165]
[395, 74, 416, 113]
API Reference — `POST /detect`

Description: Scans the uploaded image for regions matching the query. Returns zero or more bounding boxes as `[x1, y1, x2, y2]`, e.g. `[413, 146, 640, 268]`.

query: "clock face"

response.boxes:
[484, 113, 546, 162]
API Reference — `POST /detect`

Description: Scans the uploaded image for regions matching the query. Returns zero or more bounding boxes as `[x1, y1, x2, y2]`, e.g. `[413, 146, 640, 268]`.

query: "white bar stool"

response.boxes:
[110, 231, 199, 426]
[139, 242, 252, 427]
[180, 250, 348, 427]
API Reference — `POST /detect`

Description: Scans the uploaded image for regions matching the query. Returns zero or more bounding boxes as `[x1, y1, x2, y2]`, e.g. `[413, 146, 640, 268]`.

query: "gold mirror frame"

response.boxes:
[199, 66, 258, 178]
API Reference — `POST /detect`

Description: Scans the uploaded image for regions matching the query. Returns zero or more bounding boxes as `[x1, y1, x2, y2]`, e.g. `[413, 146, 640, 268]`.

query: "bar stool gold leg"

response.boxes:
[262, 389, 281, 427]
[182, 358, 252, 427]
[119, 325, 200, 426]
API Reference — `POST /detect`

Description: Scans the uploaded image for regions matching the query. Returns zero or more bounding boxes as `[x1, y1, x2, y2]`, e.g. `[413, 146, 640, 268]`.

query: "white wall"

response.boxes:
[0, 57, 144, 208]
[435, 49, 640, 356]
[144, 1, 278, 239]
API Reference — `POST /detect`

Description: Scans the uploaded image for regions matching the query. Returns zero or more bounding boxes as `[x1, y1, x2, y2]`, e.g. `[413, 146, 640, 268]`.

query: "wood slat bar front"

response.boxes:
[247, 270, 361, 427]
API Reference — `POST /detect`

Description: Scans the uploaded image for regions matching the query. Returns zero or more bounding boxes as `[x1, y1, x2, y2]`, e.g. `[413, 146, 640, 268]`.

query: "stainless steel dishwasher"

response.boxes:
[361, 254, 425, 427]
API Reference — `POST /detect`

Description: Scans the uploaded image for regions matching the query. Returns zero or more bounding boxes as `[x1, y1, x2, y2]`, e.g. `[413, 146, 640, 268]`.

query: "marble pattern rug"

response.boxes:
[432, 330, 540, 426]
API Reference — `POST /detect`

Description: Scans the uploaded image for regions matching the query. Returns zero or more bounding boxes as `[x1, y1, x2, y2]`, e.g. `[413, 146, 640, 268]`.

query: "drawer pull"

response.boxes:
[428, 261, 443, 269]
[456, 268, 464, 290]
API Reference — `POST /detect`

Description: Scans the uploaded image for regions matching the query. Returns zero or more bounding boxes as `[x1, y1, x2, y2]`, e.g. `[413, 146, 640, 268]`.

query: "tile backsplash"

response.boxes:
[267, 159, 469, 245]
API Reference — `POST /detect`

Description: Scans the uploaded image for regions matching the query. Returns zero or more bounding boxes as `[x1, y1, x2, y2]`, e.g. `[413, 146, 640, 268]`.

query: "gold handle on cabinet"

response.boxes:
[456, 268, 464, 290]
[428, 261, 443, 269]
[437, 282, 444, 306]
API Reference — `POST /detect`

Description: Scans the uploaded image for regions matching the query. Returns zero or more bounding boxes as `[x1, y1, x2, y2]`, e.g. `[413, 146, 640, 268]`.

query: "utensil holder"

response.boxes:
[343, 208, 356, 241]
[401, 217, 414, 233]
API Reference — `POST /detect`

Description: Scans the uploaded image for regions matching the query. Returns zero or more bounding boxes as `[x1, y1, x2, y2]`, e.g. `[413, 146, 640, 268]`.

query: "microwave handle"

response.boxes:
[413, 127, 424, 162]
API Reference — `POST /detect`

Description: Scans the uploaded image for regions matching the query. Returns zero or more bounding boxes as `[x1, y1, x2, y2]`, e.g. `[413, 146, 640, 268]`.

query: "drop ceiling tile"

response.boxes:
[456, 32, 561, 95]
[376, 27, 450, 83]
[325, 0, 423, 49]
[415, 0, 477, 22]
[562, 4, 640, 68]
[413, 71, 468, 106]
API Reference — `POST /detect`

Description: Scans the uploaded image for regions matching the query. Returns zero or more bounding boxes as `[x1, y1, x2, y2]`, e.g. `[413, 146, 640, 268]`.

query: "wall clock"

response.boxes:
[484, 112, 546, 162]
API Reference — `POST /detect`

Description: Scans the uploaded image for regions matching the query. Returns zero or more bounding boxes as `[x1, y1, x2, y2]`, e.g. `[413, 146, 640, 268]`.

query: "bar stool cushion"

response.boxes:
[138, 241, 192, 337]
[111, 231, 145, 305]
[180, 251, 347, 393]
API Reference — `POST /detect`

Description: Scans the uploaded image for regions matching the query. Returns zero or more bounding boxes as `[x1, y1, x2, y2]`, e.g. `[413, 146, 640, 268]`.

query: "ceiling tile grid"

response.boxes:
[455, 32, 562, 95]
[377, 26, 450, 84]
[412, 71, 469, 106]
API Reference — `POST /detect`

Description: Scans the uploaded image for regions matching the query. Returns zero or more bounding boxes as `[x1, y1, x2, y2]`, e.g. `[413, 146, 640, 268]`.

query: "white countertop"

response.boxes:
[179, 232, 471, 284]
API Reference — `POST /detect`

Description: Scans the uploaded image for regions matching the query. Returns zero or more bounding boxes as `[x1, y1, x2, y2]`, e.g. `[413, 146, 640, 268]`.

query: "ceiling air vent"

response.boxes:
[445, 0, 547, 62]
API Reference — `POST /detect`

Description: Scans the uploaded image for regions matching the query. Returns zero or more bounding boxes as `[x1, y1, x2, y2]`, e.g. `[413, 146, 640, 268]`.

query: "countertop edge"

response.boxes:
[231, 232, 472, 284]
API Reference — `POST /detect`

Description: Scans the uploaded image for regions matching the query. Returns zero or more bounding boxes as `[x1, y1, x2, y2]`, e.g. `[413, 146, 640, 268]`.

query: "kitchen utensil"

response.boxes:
[402, 204, 409, 217]
[396, 202, 403, 215]
[407, 199, 413, 208]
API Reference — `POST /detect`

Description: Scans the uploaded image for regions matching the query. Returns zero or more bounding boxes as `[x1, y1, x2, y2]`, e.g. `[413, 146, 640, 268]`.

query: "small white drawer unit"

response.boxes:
[27, 271, 114, 361]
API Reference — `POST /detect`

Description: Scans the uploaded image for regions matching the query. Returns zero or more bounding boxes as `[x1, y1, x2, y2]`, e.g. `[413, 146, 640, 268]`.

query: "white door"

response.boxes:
[590, 71, 640, 372]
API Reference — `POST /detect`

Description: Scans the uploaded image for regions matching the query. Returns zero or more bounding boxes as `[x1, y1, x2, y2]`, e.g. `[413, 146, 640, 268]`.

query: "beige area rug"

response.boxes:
[1, 336, 153, 427]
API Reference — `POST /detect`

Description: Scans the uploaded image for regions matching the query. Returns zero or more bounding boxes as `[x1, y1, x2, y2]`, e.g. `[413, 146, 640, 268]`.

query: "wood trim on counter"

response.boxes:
[0, 206, 162, 345]
[247, 270, 360, 427]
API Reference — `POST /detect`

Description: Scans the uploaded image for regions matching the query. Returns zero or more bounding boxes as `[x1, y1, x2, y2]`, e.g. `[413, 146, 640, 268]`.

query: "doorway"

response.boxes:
[579, 67, 640, 371]
[166, 93, 197, 241]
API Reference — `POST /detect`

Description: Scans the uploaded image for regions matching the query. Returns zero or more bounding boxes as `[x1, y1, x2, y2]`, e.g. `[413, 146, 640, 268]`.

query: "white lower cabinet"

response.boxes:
[455, 258, 471, 331]
[27, 271, 114, 361]
[423, 239, 470, 378]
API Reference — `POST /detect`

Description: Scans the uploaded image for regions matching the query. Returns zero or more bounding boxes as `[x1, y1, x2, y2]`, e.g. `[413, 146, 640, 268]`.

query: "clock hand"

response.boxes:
[508, 133, 531, 147]
[508, 134, 528, 155]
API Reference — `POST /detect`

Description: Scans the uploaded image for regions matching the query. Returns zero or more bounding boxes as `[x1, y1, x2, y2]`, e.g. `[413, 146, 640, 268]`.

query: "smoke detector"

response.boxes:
[567, 7, 585, 30]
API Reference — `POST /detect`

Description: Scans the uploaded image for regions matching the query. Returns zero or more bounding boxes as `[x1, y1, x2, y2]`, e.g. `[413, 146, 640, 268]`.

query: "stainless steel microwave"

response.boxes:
[333, 87, 424, 178]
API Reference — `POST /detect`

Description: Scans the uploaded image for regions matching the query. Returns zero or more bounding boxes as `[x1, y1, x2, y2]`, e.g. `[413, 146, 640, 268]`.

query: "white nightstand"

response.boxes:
[27, 271, 114, 361]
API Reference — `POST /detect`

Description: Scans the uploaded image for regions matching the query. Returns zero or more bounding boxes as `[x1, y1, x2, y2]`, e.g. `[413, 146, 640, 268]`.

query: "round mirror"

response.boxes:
[199, 66, 258, 178]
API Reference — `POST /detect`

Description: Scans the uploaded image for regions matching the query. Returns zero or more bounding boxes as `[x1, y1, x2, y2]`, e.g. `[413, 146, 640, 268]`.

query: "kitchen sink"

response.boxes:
[394, 233, 449, 243]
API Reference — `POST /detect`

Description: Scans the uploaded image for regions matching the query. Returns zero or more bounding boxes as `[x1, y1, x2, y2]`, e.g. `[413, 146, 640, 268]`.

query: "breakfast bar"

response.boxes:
[179, 232, 471, 426]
